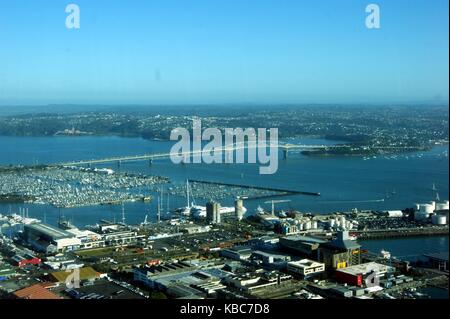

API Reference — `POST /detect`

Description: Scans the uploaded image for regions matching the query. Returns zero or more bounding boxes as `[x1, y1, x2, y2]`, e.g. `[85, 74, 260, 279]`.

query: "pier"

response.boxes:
[187, 179, 321, 198]
[354, 226, 449, 239]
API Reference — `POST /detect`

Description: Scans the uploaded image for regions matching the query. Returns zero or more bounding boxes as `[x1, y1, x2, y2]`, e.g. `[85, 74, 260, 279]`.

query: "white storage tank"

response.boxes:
[435, 202, 450, 211]
[429, 201, 436, 211]
[419, 204, 434, 214]
[431, 214, 447, 225]
[298, 223, 304, 231]
[387, 210, 404, 218]
[312, 221, 318, 229]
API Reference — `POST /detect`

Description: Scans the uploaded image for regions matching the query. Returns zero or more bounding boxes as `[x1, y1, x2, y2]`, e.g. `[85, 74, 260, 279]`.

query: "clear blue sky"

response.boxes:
[0, 0, 448, 105]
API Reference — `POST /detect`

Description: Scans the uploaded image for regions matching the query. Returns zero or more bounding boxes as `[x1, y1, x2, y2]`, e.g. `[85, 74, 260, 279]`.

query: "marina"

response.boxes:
[0, 166, 168, 208]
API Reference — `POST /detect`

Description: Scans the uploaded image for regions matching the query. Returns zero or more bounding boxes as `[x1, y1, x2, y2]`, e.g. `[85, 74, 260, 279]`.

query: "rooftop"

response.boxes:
[280, 236, 326, 244]
[322, 231, 361, 251]
[49, 267, 101, 283]
[25, 223, 75, 240]
[13, 284, 62, 300]
[288, 259, 324, 269]
[336, 262, 395, 276]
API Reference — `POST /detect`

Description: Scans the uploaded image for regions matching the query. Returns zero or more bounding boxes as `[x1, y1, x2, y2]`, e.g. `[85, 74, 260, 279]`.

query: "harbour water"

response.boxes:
[360, 236, 449, 262]
[0, 135, 448, 225]
[0, 135, 448, 260]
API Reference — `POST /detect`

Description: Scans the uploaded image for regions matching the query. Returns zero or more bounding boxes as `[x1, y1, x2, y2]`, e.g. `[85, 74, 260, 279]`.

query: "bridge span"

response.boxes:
[53, 143, 342, 167]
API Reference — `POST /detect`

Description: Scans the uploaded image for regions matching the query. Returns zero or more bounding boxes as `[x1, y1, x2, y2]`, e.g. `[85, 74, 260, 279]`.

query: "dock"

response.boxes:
[188, 179, 321, 198]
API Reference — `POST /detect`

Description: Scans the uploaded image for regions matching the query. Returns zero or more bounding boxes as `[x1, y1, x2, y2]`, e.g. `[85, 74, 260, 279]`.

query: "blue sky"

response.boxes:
[0, 0, 448, 105]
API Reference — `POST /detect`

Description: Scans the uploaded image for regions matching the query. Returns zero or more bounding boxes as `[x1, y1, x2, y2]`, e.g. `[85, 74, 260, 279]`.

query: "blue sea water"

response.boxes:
[0, 136, 448, 227]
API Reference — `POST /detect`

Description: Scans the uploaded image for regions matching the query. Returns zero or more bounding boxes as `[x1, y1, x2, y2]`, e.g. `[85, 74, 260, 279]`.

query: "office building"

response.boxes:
[287, 259, 325, 278]
[318, 231, 361, 269]
[23, 223, 82, 254]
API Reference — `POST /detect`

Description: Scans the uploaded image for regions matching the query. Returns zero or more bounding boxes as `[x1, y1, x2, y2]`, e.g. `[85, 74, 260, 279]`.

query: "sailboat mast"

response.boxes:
[186, 179, 190, 208]
[160, 186, 164, 213]
[167, 192, 170, 212]
[121, 202, 126, 224]
[157, 196, 161, 223]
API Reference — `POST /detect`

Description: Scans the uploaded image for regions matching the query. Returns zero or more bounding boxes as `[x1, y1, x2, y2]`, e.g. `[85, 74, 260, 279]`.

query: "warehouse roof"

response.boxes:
[288, 259, 324, 269]
[49, 267, 101, 283]
[280, 236, 326, 244]
[336, 262, 395, 276]
[13, 284, 62, 299]
[25, 223, 75, 240]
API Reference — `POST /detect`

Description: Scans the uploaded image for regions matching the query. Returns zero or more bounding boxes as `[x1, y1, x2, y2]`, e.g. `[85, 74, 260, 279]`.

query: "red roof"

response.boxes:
[13, 284, 63, 300]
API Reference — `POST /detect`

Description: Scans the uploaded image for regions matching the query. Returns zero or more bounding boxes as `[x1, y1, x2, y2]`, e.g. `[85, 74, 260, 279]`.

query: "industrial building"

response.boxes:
[23, 223, 82, 254]
[318, 231, 361, 269]
[329, 286, 354, 298]
[221, 246, 253, 261]
[13, 284, 62, 299]
[49, 266, 102, 284]
[88, 222, 146, 247]
[66, 228, 105, 249]
[134, 261, 199, 289]
[134, 261, 228, 298]
[206, 201, 221, 224]
[11, 253, 41, 268]
[249, 250, 291, 269]
[287, 259, 325, 278]
[334, 262, 395, 287]
[224, 270, 292, 294]
[280, 235, 326, 258]
[248, 236, 280, 250]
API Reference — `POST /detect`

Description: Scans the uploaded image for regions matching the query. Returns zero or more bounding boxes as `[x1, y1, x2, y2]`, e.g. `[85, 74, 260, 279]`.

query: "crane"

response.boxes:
[142, 215, 148, 226]
[264, 199, 291, 216]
